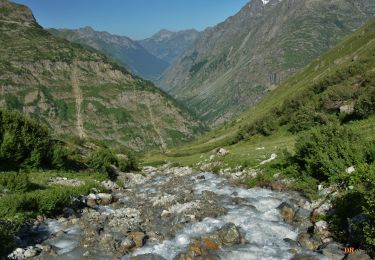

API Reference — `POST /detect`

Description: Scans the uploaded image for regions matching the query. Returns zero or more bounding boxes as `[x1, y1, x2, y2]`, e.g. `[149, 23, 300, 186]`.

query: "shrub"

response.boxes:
[51, 144, 70, 169]
[288, 108, 336, 133]
[355, 88, 375, 119]
[87, 149, 118, 179]
[0, 221, 18, 256]
[0, 172, 31, 193]
[0, 109, 52, 170]
[293, 124, 365, 182]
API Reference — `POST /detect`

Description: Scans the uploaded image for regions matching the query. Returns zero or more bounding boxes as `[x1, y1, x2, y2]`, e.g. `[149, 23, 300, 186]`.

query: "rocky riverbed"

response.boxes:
[8, 166, 365, 260]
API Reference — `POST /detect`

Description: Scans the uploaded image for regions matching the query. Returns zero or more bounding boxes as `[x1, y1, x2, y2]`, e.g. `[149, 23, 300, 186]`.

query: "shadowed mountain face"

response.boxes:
[139, 29, 200, 64]
[48, 27, 169, 81]
[160, 0, 375, 127]
[0, 0, 204, 151]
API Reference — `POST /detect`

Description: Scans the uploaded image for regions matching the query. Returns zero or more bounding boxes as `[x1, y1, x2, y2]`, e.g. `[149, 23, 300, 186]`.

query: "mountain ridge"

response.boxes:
[139, 28, 200, 64]
[160, 0, 375, 127]
[48, 26, 169, 81]
[0, 0, 204, 151]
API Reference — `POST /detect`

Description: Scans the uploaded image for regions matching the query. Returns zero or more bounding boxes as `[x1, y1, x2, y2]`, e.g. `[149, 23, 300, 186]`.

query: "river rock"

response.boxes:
[99, 233, 116, 252]
[24, 247, 38, 258]
[320, 242, 345, 260]
[129, 231, 145, 248]
[297, 232, 321, 251]
[218, 223, 242, 245]
[86, 193, 98, 208]
[346, 249, 371, 260]
[188, 239, 203, 256]
[97, 193, 113, 205]
[8, 248, 26, 260]
[217, 148, 229, 156]
[108, 208, 141, 232]
[314, 220, 331, 241]
[292, 253, 320, 260]
[62, 207, 76, 218]
[101, 180, 119, 191]
[278, 202, 295, 224]
[121, 237, 136, 249]
[131, 254, 166, 260]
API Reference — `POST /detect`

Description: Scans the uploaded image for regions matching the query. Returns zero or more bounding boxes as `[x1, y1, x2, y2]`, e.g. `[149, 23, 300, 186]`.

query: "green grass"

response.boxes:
[0, 170, 105, 255]
[145, 18, 375, 165]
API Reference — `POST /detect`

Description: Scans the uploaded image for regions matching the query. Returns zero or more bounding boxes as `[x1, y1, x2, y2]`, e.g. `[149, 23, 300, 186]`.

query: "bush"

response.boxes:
[288, 108, 336, 133]
[87, 149, 118, 179]
[51, 144, 70, 169]
[355, 88, 375, 119]
[0, 221, 18, 256]
[87, 149, 139, 180]
[0, 172, 31, 193]
[0, 181, 102, 255]
[293, 124, 366, 182]
[326, 163, 375, 255]
[0, 109, 62, 171]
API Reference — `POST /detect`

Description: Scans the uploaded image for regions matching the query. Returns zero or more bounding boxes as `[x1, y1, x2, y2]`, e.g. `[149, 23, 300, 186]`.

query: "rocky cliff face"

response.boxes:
[139, 29, 200, 64]
[160, 0, 375, 127]
[48, 27, 169, 81]
[0, 0, 204, 151]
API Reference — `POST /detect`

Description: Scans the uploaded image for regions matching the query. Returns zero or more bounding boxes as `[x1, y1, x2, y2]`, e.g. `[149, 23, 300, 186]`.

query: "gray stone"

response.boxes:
[97, 193, 113, 205]
[346, 249, 371, 260]
[131, 254, 166, 260]
[120, 237, 136, 250]
[23, 247, 38, 258]
[320, 242, 345, 260]
[283, 238, 299, 248]
[294, 207, 311, 221]
[297, 232, 321, 251]
[292, 253, 320, 260]
[218, 223, 242, 245]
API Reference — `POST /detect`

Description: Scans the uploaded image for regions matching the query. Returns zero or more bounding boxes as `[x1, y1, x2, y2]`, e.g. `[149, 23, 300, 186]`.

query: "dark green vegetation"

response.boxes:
[48, 27, 169, 81]
[0, 0, 204, 152]
[0, 109, 137, 255]
[160, 0, 375, 126]
[0, 109, 69, 171]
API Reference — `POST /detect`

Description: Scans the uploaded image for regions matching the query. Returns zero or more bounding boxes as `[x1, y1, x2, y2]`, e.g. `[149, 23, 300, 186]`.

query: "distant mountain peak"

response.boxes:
[139, 29, 200, 64]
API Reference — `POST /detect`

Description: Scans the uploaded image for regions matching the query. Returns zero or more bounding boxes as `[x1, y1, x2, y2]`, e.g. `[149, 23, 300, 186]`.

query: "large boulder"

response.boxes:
[218, 223, 242, 245]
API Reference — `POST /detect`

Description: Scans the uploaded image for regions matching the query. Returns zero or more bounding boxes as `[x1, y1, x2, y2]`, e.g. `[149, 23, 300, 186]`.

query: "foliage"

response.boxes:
[0, 173, 103, 256]
[329, 163, 375, 255]
[293, 124, 366, 182]
[0, 110, 51, 170]
[87, 149, 139, 180]
[355, 88, 375, 119]
[0, 221, 18, 256]
[0, 172, 31, 193]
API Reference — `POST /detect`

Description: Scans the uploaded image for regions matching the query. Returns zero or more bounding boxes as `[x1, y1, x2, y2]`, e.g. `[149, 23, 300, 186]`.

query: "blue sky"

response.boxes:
[12, 0, 249, 40]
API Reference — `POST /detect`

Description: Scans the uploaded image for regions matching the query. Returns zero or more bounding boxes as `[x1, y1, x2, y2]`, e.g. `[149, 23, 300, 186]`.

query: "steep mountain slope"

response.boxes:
[148, 17, 375, 161]
[160, 0, 375, 127]
[139, 29, 200, 64]
[0, 0, 203, 151]
[48, 27, 169, 81]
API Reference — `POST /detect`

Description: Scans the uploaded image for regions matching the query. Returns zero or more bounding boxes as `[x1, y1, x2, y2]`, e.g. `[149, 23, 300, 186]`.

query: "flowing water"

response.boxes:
[19, 170, 325, 260]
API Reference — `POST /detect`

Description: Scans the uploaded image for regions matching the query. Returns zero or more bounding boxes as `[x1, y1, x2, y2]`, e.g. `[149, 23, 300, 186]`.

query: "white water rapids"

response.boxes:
[27, 171, 326, 260]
